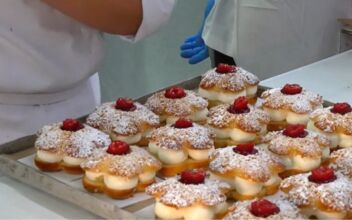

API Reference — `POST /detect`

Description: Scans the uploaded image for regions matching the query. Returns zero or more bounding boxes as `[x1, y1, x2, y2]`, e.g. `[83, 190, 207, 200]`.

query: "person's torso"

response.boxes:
[203, 0, 352, 78]
[0, 0, 104, 94]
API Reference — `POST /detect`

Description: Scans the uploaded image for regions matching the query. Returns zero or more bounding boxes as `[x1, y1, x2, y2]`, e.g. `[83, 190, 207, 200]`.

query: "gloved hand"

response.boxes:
[180, 0, 215, 64]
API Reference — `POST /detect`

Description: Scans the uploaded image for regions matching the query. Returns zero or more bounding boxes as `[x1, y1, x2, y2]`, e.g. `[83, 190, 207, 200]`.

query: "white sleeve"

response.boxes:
[121, 0, 176, 42]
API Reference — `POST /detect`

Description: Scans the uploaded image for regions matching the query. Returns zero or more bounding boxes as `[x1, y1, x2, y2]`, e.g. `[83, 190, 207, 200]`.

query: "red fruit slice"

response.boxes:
[250, 199, 280, 218]
[281, 84, 303, 95]
[180, 169, 206, 185]
[115, 98, 136, 111]
[164, 86, 187, 99]
[308, 166, 336, 184]
[61, 118, 84, 131]
[216, 63, 237, 74]
[174, 118, 193, 129]
[330, 102, 352, 115]
[282, 124, 308, 138]
[106, 141, 131, 155]
[233, 143, 258, 155]
[228, 96, 250, 114]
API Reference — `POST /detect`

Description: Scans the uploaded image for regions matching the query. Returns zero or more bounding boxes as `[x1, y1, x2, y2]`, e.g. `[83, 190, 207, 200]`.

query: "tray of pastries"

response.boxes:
[1, 63, 351, 220]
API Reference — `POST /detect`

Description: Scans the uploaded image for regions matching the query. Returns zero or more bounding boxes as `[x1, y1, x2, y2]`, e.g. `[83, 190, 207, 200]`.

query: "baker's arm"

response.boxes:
[42, 0, 174, 35]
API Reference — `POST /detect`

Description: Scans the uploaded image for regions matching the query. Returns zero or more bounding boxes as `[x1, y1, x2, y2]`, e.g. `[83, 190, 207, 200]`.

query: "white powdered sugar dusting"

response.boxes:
[148, 123, 214, 150]
[145, 90, 208, 117]
[146, 177, 230, 208]
[207, 104, 270, 132]
[261, 88, 323, 114]
[310, 107, 352, 135]
[262, 130, 331, 158]
[35, 123, 111, 158]
[209, 146, 283, 182]
[280, 172, 352, 211]
[330, 148, 352, 177]
[199, 67, 259, 92]
[224, 193, 304, 220]
[86, 102, 160, 135]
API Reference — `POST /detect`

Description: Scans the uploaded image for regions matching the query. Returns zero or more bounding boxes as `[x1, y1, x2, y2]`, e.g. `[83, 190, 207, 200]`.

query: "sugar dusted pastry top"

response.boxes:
[86, 101, 160, 136]
[207, 104, 270, 132]
[81, 145, 161, 177]
[261, 86, 323, 114]
[209, 145, 284, 182]
[262, 127, 331, 158]
[35, 121, 111, 158]
[280, 170, 352, 212]
[310, 104, 352, 135]
[145, 88, 208, 117]
[148, 122, 214, 150]
[330, 148, 352, 177]
[146, 177, 229, 208]
[224, 194, 304, 220]
[199, 65, 259, 92]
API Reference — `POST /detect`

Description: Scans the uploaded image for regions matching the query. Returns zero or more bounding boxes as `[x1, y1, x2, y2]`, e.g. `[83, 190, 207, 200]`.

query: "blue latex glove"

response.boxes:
[180, 0, 215, 64]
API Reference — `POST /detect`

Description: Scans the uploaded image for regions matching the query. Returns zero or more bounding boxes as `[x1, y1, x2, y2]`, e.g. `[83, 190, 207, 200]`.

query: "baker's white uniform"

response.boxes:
[0, 0, 175, 144]
[203, 0, 352, 78]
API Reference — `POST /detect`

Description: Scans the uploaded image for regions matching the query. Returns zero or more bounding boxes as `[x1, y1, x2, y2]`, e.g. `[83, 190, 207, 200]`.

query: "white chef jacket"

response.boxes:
[203, 0, 352, 78]
[0, 0, 175, 145]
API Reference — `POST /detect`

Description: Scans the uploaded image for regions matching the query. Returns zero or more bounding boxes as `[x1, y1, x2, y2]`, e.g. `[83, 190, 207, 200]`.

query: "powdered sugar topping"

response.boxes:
[145, 90, 208, 117]
[86, 102, 160, 135]
[330, 148, 352, 177]
[146, 177, 230, 208]
[208, 104, 270, 132]
[261, 88, 323, 114]
[200, 67, 259, 92]
[148, 123, 214, 150]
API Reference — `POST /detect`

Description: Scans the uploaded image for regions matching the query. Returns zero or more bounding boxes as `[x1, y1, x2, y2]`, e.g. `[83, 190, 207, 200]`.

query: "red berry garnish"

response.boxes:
[282, 124, 308, 138]
[164, 86, 187, 99]
[250, 199, 280, 218]
[61, 118, 84, 131]
[330, 102, 352, 115]
[233, 143, 258, 155]
[216, 63, 237, 74]
[106, 141, 130, 155]
[115, 98, 136, 111]
[174, 118, 193, 129]
[228, 96, 250, 114]
[180, 169, 206, 185]
[281, 84, 303, 95]
[308, 166, 336, 184]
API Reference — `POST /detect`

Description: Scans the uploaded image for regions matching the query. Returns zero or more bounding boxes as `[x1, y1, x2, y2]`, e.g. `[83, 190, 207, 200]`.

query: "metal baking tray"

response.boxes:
[0, 75, 333, 219]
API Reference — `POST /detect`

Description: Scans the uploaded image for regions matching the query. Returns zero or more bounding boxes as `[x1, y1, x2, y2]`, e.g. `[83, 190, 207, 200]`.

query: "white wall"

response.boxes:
[99, 1, 211, 102]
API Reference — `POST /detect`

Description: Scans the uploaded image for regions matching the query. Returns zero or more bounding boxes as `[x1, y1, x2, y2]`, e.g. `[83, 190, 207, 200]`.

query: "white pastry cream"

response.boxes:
[63, 156, 84, 166]
[209, 126, 257, 142]
[103, 175, 138, 190]
[163, 108, 209, 125]
[301, 207, 347, 220]
[199, 85, 257, 104]
[110, 132, 142, 144]
[265, 105, 323, 124]
[85, 171, 103, 181]
[138, 171, 156, 183]
[307, 120, 352, 148]
[36, 150, 62, 163]
[157, 147, 188, 165]
[187, 148, 210, 161]
[155, 200, 224, 220]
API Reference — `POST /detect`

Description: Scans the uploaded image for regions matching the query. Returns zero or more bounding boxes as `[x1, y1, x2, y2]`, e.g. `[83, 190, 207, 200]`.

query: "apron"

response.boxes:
[203, 0, 352, 78]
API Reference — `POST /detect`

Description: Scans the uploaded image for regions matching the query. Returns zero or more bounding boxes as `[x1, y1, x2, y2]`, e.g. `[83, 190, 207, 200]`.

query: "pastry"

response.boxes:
[81, 141, 161, 199]
[262, 124, 331, 177]
[261, 84, 323, 131]
[329, 148, 352, 178]
[207, 96, 270, 147]
[223, 194, 305, 219]
[148, 118, 215, 177]
[280, 166, 352, 219]
[145, 86, 208, 124]
[199, 63, 259, 106]
[86, 98, 160, 145]
[146, 169, 230, 220]
[307, 102, 352, 148]
[34, 118, 111, 174]
[209, 143, 284, 200]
